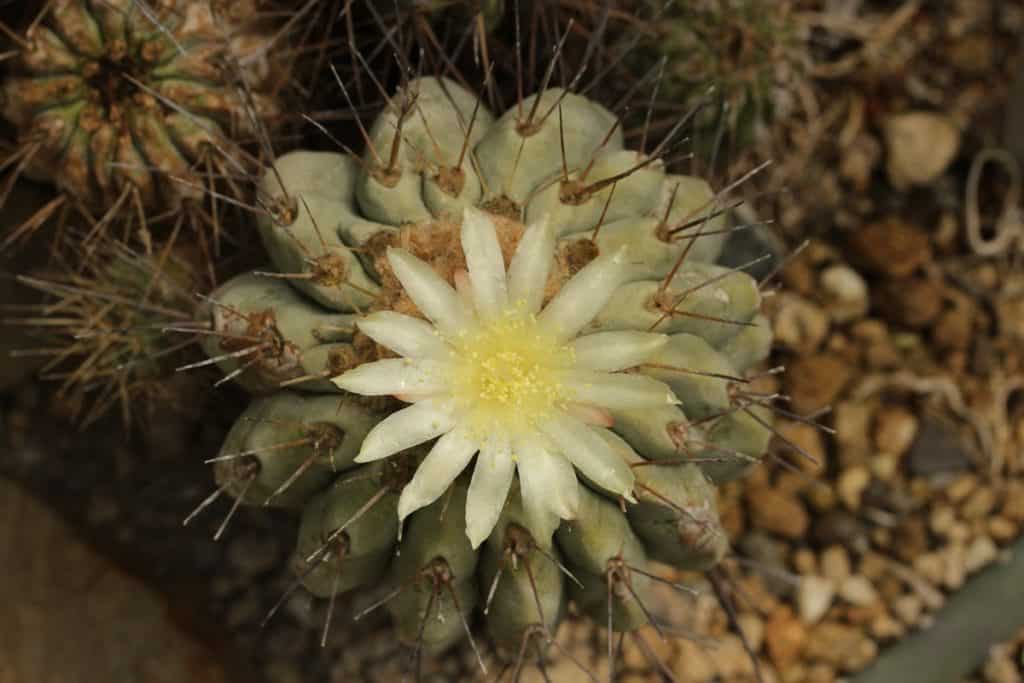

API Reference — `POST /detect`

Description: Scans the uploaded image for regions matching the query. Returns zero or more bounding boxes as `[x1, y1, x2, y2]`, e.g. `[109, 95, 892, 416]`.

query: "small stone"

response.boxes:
[773, 293, 830, 354]
[805, 663, 838, 683]
[739, 532, 792, 596]
[942, 543, 967, 589]
[838, 575, 879, 607]
[849, 218, 932, 278]
[747, 487, 810, 540]
[837, 466, 871, 510]
[988, 516, 1018, 543]
[906, 418, 973, 476]
[786, 354, 854, 416]
[982, 644, 1022, 683]
[793, 548, 818, 575]
[883, 111, 961, 189]
[930, 504, 957, 536]
[873, 406, 918, 457]
[812, 510, 869, 552]
[672, 639, 716, 683]
[820, 265, 869, 323]
[804, 621, 878, 672]
[776, 420, 827, 472]
[859, 552, 888, 581]
[913, 553, 945, 585]
[798, 576, 836, 624]
[933, 300, 976, 350]
[965, 536, 998, 573]
[1002, 482, 1024, 521]
[947, 474, 979, 502]
[737, 613, 765, 652]
[892, 518, 929, 563]
[870, 452, 899, 481]
[869, 612, 905, 640]
[878, 276, 944, 328]
[820, 547, 852, 583]
[892, 594, 924, 625]
[961, 486, 997, 520]
[712, 634, 756, 678]
[765, 606, 807, 670]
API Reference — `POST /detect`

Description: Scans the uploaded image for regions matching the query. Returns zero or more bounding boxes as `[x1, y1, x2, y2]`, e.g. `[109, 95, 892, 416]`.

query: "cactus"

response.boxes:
[188, 74, 775, 670]
[11, 233, 210, 426]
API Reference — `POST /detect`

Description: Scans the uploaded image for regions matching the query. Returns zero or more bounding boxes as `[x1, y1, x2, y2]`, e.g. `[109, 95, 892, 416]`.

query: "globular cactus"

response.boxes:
[11, 234, 208, 426]
[189, 75, 775, 668]
[0, 0, 285, 230]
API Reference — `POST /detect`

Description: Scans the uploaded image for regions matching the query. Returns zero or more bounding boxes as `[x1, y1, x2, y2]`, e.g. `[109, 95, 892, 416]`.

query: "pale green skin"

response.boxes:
[198, 77, 777, 657]
[213, 392, 377, 508]
[292, 464, 400, 597]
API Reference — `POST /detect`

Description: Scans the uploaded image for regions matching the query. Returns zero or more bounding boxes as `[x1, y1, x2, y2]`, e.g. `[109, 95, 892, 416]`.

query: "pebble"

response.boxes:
[776, 420, 827, 472]
[673, 639, 716, 683]
[869, 612, 906, 641]
[712, 635, 757, 678]
[820, 547, 852, 583]
[820, 265, 869, 323]
[737, 613, 765, 652]
[837, 465, 871, 510]
[962, 486, 997, 520]
[1002, 483, 1024, 521]
[812, 510, 869, 551]
[765, 606, 807, 670]
[913, 552, 945, 586]
[892, 594, 924, 626]
[739, 532, 793, 596]
[873, 406, 919, 457]
[878, 276, 945, 328]
[804, 621, 878, 672]
[773, 293, 831, 354]
[965, 536, 998, 574]
[906, 418, 974, 476]
[930, 504, 957, 536]
[988, 516, 1018, 543]
[798, 575, 836, 624]
[838, 575, 879, 607]
[849, 218, 932, 278]
[786, 354, 854, 415]
[942, 543, 968, 589]
[883, 111, 961, 188]
[947, 474, 980, 502]
[747, 487, 810, 540]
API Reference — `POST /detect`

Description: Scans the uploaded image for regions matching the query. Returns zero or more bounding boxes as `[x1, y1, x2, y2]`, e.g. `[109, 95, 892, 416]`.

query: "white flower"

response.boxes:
[333, 207, 678, 548]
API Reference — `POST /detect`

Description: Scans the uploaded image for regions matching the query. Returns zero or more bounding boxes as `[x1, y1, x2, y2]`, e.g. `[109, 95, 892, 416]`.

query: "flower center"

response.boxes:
[449, 306, 575, 437]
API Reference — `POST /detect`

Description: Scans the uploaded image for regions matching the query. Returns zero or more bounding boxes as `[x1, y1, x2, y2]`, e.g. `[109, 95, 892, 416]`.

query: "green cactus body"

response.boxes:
[195, 75, 776, 658]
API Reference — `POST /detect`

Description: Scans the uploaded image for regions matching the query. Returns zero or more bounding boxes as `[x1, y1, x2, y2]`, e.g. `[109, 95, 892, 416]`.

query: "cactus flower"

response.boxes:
[334, 206, 678, 547]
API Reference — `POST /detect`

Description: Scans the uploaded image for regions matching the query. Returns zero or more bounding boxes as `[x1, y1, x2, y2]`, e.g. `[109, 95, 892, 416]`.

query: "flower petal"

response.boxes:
[515, 437, 579, 546]
[461, 207, 509, 320]
[387, 247, 472, 336]
[562, 370, 679, 411]
[507, 214, 554, 314]
[397, 426, 478, 523]
[356, 311, 450, 359]
[333, 358, 450, 396]
[570, 331, 668, 371]
[540, 416, 635, 500]
[465, 435, 515, 548]
[538, 245, 630, 340]
[354, 399, 456, 463]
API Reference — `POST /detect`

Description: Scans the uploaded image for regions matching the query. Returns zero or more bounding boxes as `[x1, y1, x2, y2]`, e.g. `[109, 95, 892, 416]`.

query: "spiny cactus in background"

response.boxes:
[0, 0, 299, 252]
[186, 75, 776, 674]
[628, 0, 802, 157]
[8, 232, 210, 426]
